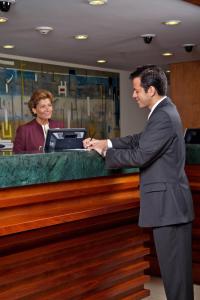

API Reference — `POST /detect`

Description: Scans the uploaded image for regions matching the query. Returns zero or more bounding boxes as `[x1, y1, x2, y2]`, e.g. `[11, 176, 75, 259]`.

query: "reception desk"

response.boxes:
[0, 151, 150, 299]
[1, 144, 199, 298]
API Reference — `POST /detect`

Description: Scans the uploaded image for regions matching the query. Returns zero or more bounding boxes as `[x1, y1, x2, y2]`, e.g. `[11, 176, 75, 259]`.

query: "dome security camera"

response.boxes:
[183, 43, 195, 53]
[0, 0, 15, 12]
[0, 1, 10, 11]
[141, 34, 156, 44]
[35, 26, 54, 35]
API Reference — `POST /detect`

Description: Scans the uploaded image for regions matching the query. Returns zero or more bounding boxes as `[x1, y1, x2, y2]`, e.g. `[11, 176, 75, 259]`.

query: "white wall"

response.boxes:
[119, 71, 148, 136]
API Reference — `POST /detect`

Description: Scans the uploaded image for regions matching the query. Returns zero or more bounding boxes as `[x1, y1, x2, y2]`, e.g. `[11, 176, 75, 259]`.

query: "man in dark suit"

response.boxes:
[83, 65, 194, 300]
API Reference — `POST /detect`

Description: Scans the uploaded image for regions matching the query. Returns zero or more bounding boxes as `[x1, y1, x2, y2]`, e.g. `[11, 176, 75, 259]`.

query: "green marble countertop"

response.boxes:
[0, 150, 139, 189]
[0, 144, 198, 189]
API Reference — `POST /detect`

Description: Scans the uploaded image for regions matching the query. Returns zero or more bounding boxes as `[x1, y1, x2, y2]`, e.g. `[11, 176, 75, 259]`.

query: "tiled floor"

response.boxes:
[144, 276, 200, 300]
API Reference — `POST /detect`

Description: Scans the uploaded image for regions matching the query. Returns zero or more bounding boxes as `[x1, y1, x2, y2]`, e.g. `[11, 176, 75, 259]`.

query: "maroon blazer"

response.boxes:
[13, 119, 64, 153]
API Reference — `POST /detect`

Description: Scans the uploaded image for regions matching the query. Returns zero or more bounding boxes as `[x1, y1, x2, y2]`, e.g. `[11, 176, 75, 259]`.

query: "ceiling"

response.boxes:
[0, 0, 199, 71]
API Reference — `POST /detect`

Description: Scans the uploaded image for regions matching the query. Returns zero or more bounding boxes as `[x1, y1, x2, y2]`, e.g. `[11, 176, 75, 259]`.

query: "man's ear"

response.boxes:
[148, 86, 156, 97]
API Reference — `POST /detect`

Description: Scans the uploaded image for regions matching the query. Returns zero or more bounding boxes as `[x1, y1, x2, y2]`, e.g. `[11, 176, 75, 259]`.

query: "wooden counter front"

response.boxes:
[0, 173, 150, 299]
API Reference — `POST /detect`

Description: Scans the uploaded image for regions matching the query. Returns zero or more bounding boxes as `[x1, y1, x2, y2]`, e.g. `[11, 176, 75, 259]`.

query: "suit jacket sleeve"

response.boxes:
[111, 133, 141, 149]
[106, 110, 175, 169]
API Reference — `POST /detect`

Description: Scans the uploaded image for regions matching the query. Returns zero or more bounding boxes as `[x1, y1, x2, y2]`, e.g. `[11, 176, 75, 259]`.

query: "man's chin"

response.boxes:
[138, 103, 146, 109]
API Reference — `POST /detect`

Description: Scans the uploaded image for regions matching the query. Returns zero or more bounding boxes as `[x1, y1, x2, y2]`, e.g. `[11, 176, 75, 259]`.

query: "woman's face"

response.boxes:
[32, 98, 53, 121]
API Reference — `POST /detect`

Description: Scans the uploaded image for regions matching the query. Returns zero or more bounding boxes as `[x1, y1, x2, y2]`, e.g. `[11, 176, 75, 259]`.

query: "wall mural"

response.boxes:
[0, 60, 120, 151]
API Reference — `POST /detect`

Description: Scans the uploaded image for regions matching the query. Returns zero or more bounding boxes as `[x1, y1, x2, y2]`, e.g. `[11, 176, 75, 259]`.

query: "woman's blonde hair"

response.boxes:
[28, 89, 53, 116]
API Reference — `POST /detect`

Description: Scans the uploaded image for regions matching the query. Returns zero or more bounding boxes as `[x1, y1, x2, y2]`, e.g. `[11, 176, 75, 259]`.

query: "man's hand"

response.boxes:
[83, 138, 108, 156]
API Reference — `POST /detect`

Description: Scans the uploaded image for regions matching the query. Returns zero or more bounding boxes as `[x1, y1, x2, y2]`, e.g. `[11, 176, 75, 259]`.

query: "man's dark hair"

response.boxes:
[130, 65, 167, 96]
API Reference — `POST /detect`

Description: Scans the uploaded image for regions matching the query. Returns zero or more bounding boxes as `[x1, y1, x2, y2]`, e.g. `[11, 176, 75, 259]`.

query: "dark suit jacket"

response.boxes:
[13, 119, 64, 153]
[106, 97, 194, 227]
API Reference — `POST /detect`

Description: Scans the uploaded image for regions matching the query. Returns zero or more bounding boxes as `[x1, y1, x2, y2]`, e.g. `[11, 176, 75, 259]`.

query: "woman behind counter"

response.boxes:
[13, 89, 64, 153]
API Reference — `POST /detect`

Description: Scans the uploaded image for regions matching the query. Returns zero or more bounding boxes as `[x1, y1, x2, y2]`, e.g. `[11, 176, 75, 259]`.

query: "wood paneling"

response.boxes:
[183, 0, 200, 6]
[0, 173, 150, 299]
[0, 174, 140, 236]
[170, 61, 200, 129]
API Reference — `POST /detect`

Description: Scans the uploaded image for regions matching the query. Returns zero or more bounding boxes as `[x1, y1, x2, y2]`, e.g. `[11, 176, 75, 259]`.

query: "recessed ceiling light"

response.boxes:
[97, 59, 107, 64]
[88, 0, 107, 5]
[162, 20, 181, 26]
[166, 70, 171, 73]
[3, 44, 15, 49]
[0, 16, 8, 23]
[162, 52, 173, 56]
[74, 34, 88, 40]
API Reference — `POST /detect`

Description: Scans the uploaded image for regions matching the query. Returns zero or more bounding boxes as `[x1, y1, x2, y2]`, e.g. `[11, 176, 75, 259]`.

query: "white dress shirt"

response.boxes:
[42, 123, 49, 139]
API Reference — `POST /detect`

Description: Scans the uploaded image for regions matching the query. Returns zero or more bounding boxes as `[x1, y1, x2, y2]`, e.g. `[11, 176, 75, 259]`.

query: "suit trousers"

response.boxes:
[153, 222, 194, 300]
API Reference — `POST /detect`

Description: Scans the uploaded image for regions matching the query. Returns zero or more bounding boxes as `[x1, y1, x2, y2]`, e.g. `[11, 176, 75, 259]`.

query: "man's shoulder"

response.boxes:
[153, 97, 182, 131]
[156, 97, 178, 117]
